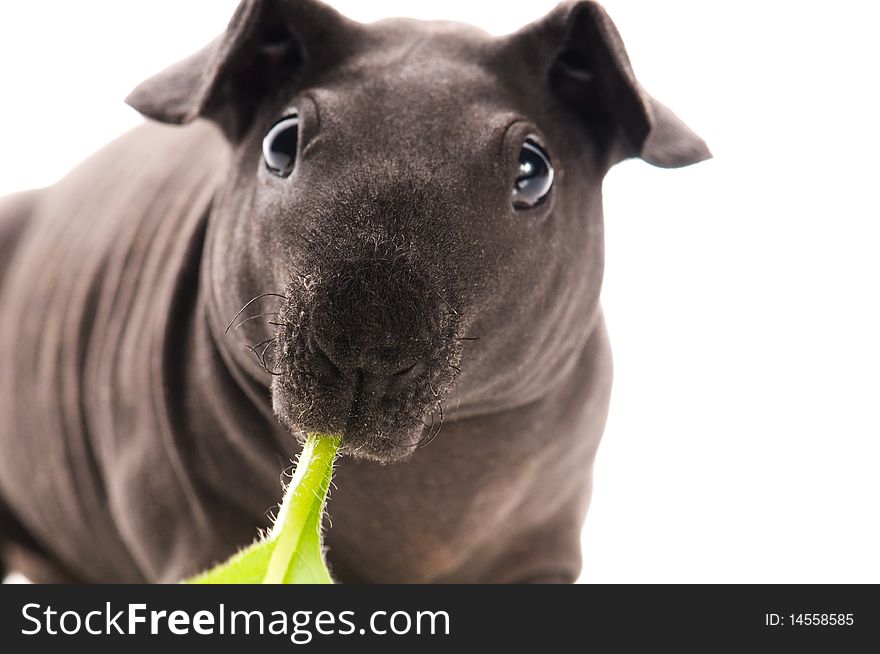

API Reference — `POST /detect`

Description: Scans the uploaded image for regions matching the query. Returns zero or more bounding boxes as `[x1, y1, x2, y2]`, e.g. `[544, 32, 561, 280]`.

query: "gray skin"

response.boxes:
[0, 0, 708, 583]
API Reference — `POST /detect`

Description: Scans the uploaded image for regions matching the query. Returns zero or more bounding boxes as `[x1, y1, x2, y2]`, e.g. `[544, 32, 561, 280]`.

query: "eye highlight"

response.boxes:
[512, 139, 554, 209]
[263, 112, 299, 176]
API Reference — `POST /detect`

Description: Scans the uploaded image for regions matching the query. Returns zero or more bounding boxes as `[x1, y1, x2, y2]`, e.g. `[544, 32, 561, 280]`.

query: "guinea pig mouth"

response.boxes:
[270, 331, 456, 462]
[268, 271, 462, 463]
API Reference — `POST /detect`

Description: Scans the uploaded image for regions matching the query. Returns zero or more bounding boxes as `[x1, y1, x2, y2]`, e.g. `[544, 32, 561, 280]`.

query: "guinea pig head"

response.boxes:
[126, 0, 709, 461]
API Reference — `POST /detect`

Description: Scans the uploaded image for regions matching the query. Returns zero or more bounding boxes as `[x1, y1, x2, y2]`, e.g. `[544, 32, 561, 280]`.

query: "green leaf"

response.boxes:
[185, 538, 276, 585]
[186, 433, 341, 584]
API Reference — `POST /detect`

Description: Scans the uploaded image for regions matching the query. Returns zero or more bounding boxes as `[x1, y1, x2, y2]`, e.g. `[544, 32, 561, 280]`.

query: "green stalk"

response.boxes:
[186, 433, 341, 584]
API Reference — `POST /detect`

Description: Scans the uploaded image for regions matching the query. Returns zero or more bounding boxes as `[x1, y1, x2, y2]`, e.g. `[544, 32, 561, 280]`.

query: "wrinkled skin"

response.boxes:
[0, 0, 708, 583]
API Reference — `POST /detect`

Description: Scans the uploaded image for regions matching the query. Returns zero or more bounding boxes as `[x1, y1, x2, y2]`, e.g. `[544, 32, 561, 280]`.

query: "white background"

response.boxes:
[1, 1, 878, 583]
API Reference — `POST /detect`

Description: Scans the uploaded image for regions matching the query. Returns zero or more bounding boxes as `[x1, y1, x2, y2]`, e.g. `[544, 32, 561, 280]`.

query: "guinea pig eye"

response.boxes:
[512, 139, 554, 209]
[262, 113, 299, 176]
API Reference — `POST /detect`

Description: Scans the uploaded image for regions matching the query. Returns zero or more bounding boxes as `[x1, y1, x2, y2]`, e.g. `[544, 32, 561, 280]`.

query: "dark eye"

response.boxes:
[512, 139, 554, 209]
[263, 112, 299, 176]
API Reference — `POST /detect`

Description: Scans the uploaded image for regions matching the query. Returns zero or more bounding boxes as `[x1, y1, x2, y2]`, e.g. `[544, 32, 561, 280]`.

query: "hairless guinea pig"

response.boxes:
[0, 0, 709, 583]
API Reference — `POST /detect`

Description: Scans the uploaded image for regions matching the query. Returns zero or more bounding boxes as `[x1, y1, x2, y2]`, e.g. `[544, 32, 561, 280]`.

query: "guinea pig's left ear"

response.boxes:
[519, 1, 710, 168]
[125, 0, 353, 140]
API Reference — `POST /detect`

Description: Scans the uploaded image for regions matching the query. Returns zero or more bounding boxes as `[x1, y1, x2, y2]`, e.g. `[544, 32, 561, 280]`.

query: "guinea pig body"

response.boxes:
[0, 0, 708, 583]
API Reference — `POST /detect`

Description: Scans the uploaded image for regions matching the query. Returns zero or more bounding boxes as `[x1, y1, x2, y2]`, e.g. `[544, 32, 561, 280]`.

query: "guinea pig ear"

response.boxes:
[125, 0, 351, 140]
[532, 1, 710, 168]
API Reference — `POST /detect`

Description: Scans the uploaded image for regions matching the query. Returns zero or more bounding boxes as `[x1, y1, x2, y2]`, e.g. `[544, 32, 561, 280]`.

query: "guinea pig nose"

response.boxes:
[311, 323, 420, 380]
[308, 260, 440, 377]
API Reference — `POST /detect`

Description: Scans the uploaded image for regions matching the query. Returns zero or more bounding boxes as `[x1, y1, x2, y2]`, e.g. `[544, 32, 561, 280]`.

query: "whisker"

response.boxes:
[258, 339, 276, 370]
[241, 338, 275, 364]
[233, 312, 280, 331]
[417, 401, 444, 449]
[241, 338, 275, 351]
[432, 287, 459, 316]
[417, 411, 437, 448]
[225, 292, 288, 333]
[261, 340, 284, 376]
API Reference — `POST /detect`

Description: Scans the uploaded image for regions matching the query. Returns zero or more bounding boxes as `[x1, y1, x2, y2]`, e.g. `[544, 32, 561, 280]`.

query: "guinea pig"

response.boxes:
[0, 0, 709, 583]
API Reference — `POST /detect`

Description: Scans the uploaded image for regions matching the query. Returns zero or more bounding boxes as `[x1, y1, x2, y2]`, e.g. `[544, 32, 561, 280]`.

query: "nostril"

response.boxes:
[307, 337, 343, 381]
[361, 361, 424, 400]
[382, 361, 424, 396]
[391, 361, 421, 379]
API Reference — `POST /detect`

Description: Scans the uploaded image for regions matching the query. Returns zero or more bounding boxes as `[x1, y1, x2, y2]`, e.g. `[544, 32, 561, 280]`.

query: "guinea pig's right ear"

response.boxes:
[125, 0, 353, 140]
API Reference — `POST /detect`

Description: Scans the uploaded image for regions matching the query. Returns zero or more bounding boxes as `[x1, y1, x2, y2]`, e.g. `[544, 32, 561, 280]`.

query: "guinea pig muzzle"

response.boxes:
[270, 257, 462, 462]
